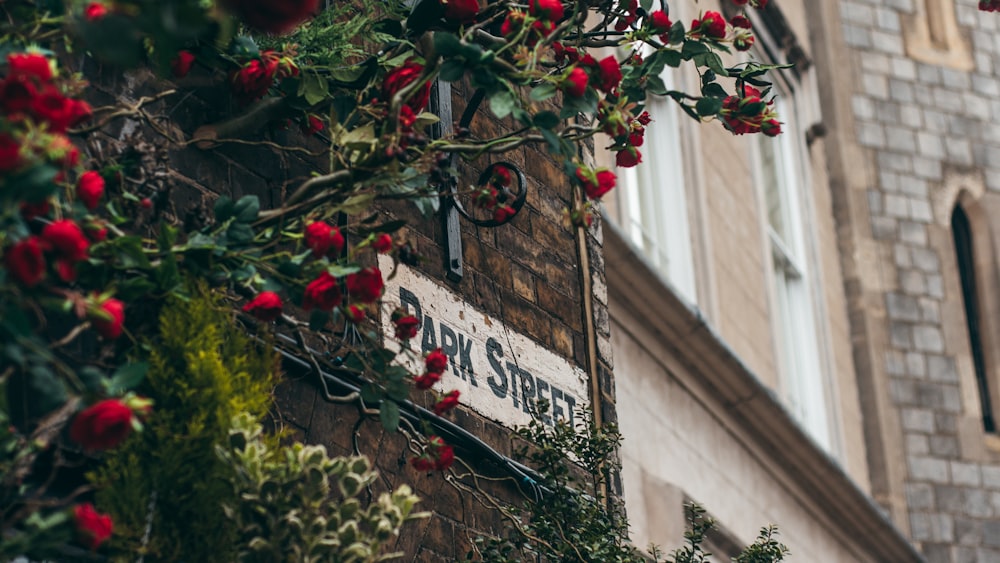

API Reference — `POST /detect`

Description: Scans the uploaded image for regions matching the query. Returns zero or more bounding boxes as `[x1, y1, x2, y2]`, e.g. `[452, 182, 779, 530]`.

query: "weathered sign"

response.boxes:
[379, 257, 589, 429]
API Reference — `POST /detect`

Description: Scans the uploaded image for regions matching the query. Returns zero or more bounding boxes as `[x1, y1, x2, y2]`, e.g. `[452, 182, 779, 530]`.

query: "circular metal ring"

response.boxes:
[451, 161, 528, 227]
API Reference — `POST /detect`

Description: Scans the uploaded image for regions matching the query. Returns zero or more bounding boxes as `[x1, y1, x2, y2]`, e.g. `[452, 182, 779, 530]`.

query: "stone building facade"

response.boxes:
[604, 0, 1000, 561]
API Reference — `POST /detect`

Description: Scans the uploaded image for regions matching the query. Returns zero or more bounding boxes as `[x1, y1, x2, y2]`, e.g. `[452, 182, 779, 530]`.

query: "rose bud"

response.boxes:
[77, 171, 105, 211]
[433, 390, 460, 415]
[73, 503, 113, 550]
[91, 298, 125, 339]
[425, 348, 449, 375]
[346, 304, 366, 323]
[171, 50, 196, 78]
[304, 221, 345, 259]
[392, 311, 420, 340]
[4, 237, 46, 287]
[372, 234, 393, 254]
[70, 399, 136, 450]
[563, 67, 589, 97]
[83, 2, 108, 21]
[414, 371, 442, 390]
[345, 267, 384, 304]
[302, 271, 342, 311]
[242, 291, 283, 321]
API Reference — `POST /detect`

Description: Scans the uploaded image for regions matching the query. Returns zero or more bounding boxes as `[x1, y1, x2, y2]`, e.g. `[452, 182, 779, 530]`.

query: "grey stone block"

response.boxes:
[888, 292, 921, 321]
[912, 248, 941, 272]
[914, 325, 946, 353]
[928, 355, 959, 382]
[906, 482, 936, 510]
[930, 435, 961, 457]
[901, 221, 929, 245]
[907, 351, 927, 376]
[920, 298, 941, 323]
[901, 269, 927, 295]
[891, 321, 913, 348]
[953, 462, 984, 487]
[904, 408, 937, 433]
[885, 193, 910, 218]
[982, 466, 1000, 489]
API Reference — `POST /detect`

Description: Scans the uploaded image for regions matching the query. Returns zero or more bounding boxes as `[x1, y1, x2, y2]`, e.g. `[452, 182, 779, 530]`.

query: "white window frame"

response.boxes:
[614, 67, 698, 305]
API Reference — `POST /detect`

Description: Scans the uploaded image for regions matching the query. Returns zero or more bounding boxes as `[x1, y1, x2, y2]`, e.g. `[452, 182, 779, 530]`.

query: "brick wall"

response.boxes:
[82, 57, 610, 560]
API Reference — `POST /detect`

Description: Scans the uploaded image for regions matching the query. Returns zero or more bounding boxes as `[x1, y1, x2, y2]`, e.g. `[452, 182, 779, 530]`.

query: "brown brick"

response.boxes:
[536, 282, 582, 333]
[511, 263, 536, 302]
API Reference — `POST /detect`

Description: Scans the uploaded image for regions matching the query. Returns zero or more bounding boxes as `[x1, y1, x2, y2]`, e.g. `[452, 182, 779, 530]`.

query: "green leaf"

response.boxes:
[681, 40, 710, 57]
[489, 91, 517, 119]
[695, 97, 723, 116]
[227, 222, 255, 245]
[533, 111, 561, 130]
[385, 365, 410, 383]
[439, 59, 466, 82]
[115, 236, 152, 269]
[386, 380, 409, 401]
[327, 263, 361, 277]
[702, 53, 728, 76]
[118, 276, 157, 301]
[214, 196, 235, 222]
[231, 263, 256, 282]
[433, 32, 462, 57]
[233, 195, 260, 223]
[412, 195, 440, 217]
[379, 400, 400, 431]
[646, 75, 668, 96]
[338, 193, 376, 214]
[639, 0, 653, 12]
[668, 21, 686, 45]
[530, 83, 557, 102]
[28, 365, 67, 415]
[299, 71, 330, 106]
[360, 383, 382, 404]
[702, 82, 728, 98]
[108, 362, 149, 394]
[78, 367, 107, 394]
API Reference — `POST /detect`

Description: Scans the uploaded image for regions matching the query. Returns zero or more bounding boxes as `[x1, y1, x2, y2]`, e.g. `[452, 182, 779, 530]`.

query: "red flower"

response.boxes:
[220, 0, 320, 34]
[7, 52, 53, 82]
[303, 114, 324, 135]
[761, 118, 782, 137]
[529, 0, 564, 21]
[85, 222, 108, 242]
[628, 130, 644, 147]
[442, 0, 479, 23]
[691, 11, 727, 39]
[414, 371, 441, 390]
[616, 146, 642, 168]
[232, 58, 277, 101]
[434, 443, 455, 470]
[500, 11, 525, 37]
[303, 272, 342, 311]
[398, 105, 417, 130]
[346, 304, 366, 323]
[243, 291, 283, 321]
[410, 455, 435, 471]
[171, 51, 196, 78]
[637, 111, 652, 126]
[392, 311, 420, 340]
[577, 168, 616, 200]
[77, 171, 105, 211]
[73, 503, 113, 550]
[346, 267, 384, 304]
[493, 205, 515, 223]
[303, 222, 344, 259]
[4, 237, 46, 287]
[563, 67, 589, 97]
[433, 390, 460, 415]
[492, 166, 512, 187]
[382, 60, 431, 112]
[648, 10, 672, 33]
[91, 298, 125, 339]
[42, 220, 89, 262]
[597, 56, 623, 93]
[1, 77, 37, 114]
[372, 234, 393, 254]
[70, 399, 135, 450]
[730, 15, 752, 29]
[21, 200, 51, 220]
[83, 2, 108, 21]
[425, 348, 448, 375]
[0, 134, 22, 172]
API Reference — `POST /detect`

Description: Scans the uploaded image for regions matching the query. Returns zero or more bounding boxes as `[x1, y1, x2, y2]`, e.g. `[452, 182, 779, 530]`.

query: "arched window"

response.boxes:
[951, 205, 995, 433]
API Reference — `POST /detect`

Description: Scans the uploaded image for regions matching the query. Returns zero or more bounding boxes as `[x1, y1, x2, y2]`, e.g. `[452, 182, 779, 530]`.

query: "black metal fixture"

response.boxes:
[431, 82, 529, 282]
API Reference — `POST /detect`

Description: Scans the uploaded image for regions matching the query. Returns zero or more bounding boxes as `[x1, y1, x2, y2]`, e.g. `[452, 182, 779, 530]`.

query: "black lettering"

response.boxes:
[551, 387, 565, 422]
[457, 333, 477, 386]
[535, 378, 551, 425]
[421, 316, 437, 353]
[507, 362, 520, 408]
[564, 393, 576, 428]
[440, 323, 458, 375]
[486, 338, 507, 398]
[519, 369, 536, 415]
[399, 287, 423, 325]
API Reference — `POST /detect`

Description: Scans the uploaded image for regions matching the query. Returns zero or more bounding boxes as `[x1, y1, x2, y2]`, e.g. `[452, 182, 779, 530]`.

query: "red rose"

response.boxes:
[493, 205, 515, 223]
[84, 2, 108, 20]
[220, 0, 320, 34]
[648, 10, 672, 33]
[442, 0, 479, 23]
[303, 114, 324, 135]
[91, 298, 125, 339]
[21, 200, 51, 220]
[581, 168, 616, 200]
[77, 171, 105, 211]
[616, 146, 642, 168]
[691, 11, 727, 39]
[628, 130, 644, 147]
[730, 15, 752, 29]
[492, 165, 512, 187]
[382, 60, 431, 113]
[410, 455, 435, 471]
[393, 313, 420, 340]
[762, 119, 782, 137]
[637, 110, 652, 126]
[243, 291, 283, 321]
[372, 234, 393, 254]
[597, 56, 623, 93]
[563, 67, 589, 97]
[398, 105, 417, 130]
[734, 33, 755, 51]
[303, 271, 342, 311]
[171, 50, 196, 78]
[433, 390, 460, 415]
[434, 443, 455, 470]
[70, 399, 135, 450]
[346, 304, 366, 323]
[4, 237, 46, 287]
[42, 219, 89, 262]
[414, 371, 441, 390]
[85, 222, 108, 242]
[346, 267, 384, 304]
[232, 58, 276, 101]
[73, 503, 113, 550]
[1, 76, 37, 114]
[425, 348, 448, 374]
[529, 0, 564, 21]
[303, 221, 344, 259]
[500, 11, 525, 37]
[7, 52, 53, 82]
[0, 134, 22, 172]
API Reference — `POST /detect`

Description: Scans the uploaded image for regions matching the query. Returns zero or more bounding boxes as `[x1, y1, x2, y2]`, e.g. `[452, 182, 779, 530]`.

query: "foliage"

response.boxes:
[89, 286, 278, 561]
[217, 412, 427, 563]
[469, 408, 789, 563]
